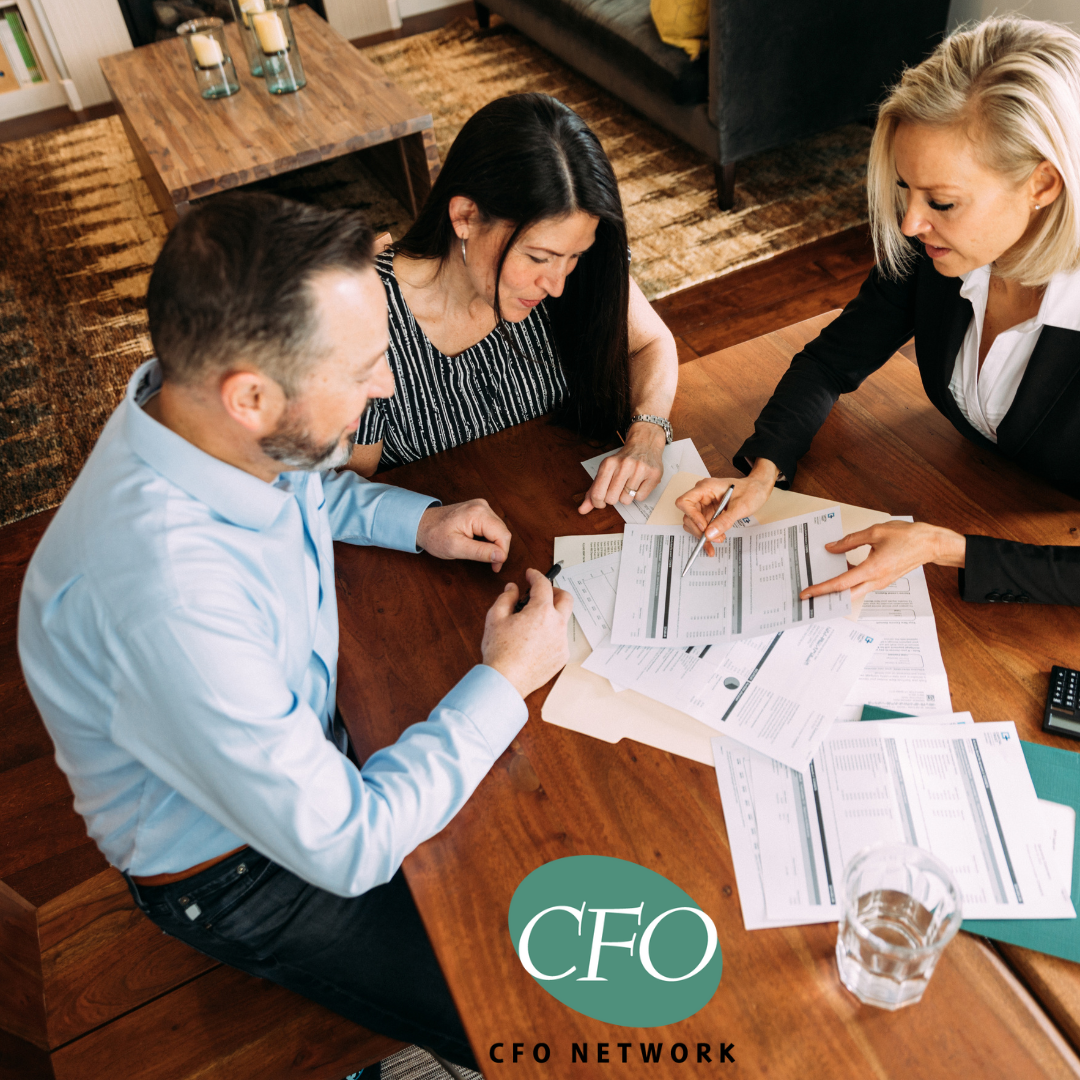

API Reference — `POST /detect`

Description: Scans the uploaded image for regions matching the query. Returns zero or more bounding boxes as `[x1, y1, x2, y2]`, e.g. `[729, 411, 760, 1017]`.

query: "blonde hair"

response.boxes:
[868, 16, 1080, 286]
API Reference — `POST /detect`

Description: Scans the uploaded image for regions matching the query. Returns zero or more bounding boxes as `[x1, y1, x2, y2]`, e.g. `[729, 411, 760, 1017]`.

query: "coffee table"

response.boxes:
[99, 5, 440, 226]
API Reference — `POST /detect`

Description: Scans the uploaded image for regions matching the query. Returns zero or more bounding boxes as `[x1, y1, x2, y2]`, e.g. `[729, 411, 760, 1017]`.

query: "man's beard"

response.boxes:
[259, 407, 352, 472]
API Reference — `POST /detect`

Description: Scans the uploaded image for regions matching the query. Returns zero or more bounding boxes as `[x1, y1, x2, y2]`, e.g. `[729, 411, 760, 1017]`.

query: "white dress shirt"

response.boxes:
[18, 360, 527, 896]
[949, 264, 1080, 442]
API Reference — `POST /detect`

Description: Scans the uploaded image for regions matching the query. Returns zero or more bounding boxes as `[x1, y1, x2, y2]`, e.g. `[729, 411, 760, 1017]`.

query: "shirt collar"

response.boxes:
[1039, 266, 1080, 332]
[122, 359, 291, 531]
[959, 263, 1080, 333]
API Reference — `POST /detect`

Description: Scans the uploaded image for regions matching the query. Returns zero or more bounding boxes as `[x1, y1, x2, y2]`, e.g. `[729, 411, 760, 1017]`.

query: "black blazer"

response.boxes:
[735, 246, 1080, 606]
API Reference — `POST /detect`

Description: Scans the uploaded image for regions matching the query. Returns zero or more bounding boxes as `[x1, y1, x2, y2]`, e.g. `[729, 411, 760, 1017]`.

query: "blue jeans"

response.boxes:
[124, 848, 478, 1070]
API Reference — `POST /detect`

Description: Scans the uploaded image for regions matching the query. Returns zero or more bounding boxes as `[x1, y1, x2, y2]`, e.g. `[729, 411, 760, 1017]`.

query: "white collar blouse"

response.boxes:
[949, 263, 1080, 443]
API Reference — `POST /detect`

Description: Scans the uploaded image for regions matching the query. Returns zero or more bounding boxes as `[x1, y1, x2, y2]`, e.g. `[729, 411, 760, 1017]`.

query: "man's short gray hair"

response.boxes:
[147, 192, 375, 395]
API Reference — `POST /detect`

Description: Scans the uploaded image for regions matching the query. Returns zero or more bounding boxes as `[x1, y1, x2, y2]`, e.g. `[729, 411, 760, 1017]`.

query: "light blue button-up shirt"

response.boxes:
[18, 360, 527, 897]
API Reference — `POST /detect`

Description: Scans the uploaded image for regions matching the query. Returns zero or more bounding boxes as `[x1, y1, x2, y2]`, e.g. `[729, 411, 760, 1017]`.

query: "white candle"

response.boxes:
[190, 33, 224, 67]
[239, 0, 265, 29]
[252, 11, 289, 54]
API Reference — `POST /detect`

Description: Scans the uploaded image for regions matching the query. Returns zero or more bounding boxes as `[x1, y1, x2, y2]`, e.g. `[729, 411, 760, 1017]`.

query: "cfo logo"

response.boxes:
[508, 856, 722, 1026]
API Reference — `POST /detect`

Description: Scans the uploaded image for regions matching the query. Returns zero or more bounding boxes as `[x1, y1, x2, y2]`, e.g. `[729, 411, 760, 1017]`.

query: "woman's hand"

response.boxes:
[801, 521, 967, 602]
[675, 459, 779, 555]
[578, 421, 666, 513]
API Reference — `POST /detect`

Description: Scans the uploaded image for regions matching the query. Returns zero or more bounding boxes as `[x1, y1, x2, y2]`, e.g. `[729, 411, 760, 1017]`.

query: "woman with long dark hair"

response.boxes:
[347, 93, 678, 514]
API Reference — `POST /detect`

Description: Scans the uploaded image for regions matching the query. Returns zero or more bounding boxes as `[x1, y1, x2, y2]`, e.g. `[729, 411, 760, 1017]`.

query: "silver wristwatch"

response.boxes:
[629, 413, 673, 444]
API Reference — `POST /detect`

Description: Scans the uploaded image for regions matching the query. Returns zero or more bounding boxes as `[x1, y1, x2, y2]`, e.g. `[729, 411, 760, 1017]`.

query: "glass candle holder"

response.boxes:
[250, 0, 306, 95]
[177, 18, 240, 99]
[230, 0, 265, 78]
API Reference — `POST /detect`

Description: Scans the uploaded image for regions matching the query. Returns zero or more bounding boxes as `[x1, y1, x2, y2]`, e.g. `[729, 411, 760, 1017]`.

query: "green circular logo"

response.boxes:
[508, 855, 722, 1027]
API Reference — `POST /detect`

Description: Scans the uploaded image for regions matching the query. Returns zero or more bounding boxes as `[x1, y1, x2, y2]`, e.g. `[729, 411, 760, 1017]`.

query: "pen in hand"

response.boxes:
[681, 485, 735, 577]
[514, 563, 562, 613]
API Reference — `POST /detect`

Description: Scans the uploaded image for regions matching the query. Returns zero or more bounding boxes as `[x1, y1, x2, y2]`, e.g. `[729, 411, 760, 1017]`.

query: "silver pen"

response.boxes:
[681, 485, 735, 577]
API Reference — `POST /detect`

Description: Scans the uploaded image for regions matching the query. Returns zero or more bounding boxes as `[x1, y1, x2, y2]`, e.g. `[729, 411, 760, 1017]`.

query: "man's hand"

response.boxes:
[417, 499, 511, 572]
[801, 521, 967, 602]
[675, 459, 779, 556]
[578, 422, 666, 513]
[482, 568, 574, 698]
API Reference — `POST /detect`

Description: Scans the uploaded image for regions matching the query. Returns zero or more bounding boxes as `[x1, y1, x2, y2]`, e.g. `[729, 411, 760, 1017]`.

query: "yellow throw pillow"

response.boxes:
[650, 0, 708, 61]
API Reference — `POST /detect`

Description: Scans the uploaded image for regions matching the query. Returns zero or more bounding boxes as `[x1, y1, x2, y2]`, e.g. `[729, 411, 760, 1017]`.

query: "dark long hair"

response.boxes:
[394, 93, 630, 440]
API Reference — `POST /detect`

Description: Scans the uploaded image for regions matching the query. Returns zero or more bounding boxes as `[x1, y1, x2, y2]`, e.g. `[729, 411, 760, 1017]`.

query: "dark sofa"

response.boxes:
[474, 0, 951, 209]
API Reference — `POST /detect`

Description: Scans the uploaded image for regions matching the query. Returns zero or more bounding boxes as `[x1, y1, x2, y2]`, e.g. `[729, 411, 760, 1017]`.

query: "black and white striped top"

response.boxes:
[356, 251, 568, 468]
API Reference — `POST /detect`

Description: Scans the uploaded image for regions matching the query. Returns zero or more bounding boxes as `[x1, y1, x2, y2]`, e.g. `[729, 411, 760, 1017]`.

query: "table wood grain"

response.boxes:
[99, 6, 439, 222]
[335, 313, 1080, 1078]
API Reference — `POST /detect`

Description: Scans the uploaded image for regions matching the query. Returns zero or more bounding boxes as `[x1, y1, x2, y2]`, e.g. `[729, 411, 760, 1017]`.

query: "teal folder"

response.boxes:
[858, 705, 1080, 962]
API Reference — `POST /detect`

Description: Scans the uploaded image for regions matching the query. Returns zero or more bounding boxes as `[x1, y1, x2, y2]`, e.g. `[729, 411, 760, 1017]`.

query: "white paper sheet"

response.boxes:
[713, 720, 1077, 929]
[838, 564, 952, 721]
[581, 439, 709, 525]
[1039, 800, 1077, 899]
[585, 622, 878, 770]
[552, 534, 625, 665]
[610, 512, 852, 648]
[555, 551, 622, 651]
[556, 551, 723, 669]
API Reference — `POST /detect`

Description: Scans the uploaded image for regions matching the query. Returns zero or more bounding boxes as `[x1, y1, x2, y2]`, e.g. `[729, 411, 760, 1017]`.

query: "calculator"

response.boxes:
[1044, 666, 1080, 740]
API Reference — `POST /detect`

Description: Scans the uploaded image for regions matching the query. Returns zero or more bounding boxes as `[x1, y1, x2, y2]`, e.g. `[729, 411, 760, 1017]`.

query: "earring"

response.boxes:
[1034, 203, 1041, 210]
[461, 236, 467, 265]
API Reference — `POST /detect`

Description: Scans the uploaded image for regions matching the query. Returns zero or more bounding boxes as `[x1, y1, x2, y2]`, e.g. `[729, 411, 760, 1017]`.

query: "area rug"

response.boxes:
[0, 116, 407, 527]
[0, 17, 871, 527]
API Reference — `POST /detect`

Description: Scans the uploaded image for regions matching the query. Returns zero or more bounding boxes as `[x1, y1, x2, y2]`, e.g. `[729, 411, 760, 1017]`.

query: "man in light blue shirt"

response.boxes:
[18, 193, 572, 1074]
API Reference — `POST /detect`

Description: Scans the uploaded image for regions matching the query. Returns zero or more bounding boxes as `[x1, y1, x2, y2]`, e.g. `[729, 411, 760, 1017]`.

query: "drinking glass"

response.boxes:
[176, 18, 240, 100]
[250, 0, 306, 94]
[836, 843, 963, 1010]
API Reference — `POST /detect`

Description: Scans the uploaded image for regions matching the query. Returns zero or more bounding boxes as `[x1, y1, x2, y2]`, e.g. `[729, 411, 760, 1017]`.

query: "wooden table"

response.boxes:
[99, 6, 440, 226]
[335, 313, 1080, 1078]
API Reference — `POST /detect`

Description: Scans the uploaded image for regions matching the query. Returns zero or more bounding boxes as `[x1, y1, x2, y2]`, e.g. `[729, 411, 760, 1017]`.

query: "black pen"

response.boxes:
[514, 562, 563, 613]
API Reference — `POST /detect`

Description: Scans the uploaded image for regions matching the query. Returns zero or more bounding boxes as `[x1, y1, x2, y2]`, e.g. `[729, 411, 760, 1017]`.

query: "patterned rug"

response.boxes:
[0, 16, 871, 527]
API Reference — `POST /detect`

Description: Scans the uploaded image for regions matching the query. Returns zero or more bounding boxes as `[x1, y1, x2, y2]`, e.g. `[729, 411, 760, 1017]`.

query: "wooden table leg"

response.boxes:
[357, 129, 441, 220]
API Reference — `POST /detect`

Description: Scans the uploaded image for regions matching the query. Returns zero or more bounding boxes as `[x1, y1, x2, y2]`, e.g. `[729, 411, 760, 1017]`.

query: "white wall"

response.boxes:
[948, 0, 1078, 29]
[397, 0, 459, 19]
[324, 0, 402, 38]
[37, 0, 132, 107]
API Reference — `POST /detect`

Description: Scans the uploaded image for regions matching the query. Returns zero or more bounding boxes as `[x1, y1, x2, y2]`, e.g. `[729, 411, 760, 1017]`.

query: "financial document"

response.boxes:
[552, 534, 625, 665]
[713, 719, 1077, 929]
[581, 439, 709, 525]
[610, 511, 852, 648]
[1040, 799, 1076, 898]
[585, 622, 878, 769]
[838, 564, 952, 721]
[557, 552, 720, 659]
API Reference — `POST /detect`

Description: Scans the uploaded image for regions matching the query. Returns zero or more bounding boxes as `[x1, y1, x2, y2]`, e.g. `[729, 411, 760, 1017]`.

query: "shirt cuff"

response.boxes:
[370, 486, 441, 553]
[438, 664, 528, 757]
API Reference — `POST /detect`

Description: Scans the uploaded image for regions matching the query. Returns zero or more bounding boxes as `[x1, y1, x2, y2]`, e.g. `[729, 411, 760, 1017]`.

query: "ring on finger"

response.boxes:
[626, 488, 638, 498]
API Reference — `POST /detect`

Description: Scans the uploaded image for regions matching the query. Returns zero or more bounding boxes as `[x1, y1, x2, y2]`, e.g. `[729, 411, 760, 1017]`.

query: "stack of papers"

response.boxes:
[714, 721, 1076, 928]
[556, 505, 879, 770]
[542, 445, 1075, 935]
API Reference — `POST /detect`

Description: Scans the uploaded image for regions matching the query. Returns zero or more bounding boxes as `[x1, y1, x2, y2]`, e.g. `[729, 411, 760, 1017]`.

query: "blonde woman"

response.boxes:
[678, 16, 1080, 606]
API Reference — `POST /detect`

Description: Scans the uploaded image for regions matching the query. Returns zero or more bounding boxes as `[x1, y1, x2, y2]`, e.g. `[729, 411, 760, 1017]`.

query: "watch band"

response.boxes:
[629, 413, 673, 444]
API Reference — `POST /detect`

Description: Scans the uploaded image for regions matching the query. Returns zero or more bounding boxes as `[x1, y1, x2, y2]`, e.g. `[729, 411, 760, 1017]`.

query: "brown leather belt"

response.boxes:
[131, 844, 248, 887]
